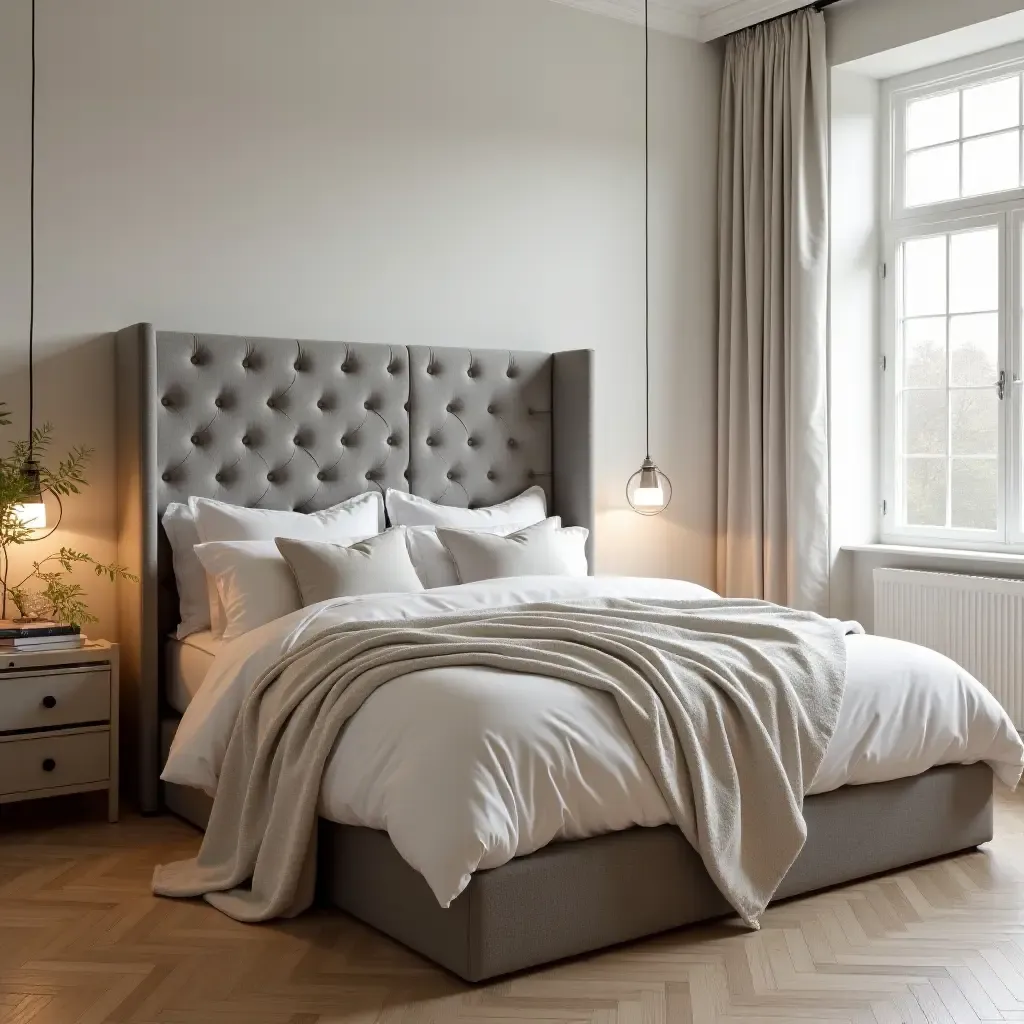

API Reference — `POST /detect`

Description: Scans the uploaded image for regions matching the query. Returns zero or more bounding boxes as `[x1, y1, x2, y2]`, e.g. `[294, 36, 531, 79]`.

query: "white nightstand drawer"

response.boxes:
[0, 731, 109, 796]
[0, 668, 110, 734]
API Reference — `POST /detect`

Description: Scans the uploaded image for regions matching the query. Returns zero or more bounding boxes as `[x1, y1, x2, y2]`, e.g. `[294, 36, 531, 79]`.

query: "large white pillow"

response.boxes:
[162, 503, 208, 639]
[436, 517, 589, 583]
[193, 540, 304, 640]
[385, 485, 547, 529]
[404, 521, 557, 589]
[276, 529, 425, 607]
[191, 492, 384, 635]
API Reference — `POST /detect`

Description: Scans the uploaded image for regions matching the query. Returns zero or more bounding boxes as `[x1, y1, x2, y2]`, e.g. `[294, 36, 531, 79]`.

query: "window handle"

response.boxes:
[997, 370, 1006, 400]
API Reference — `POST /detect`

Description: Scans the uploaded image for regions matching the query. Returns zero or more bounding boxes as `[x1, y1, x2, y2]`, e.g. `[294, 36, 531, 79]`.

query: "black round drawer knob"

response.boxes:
[41, 695, 56, 709]
[42, 758, 56, 772]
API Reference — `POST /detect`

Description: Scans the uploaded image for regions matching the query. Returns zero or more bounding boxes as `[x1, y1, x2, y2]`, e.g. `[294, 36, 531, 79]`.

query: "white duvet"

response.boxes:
[163, 575, 1024, 909]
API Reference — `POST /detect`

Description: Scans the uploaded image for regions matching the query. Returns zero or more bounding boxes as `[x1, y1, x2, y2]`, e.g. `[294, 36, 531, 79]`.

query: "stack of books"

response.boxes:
[0, 621, 83, 652]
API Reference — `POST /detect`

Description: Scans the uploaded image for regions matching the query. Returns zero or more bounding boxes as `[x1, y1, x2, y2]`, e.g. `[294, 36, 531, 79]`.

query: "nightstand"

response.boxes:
[0, 640, 118, 822]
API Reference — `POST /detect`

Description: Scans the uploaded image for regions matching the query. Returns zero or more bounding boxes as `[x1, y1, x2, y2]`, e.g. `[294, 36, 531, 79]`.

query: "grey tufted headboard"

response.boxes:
[114, 324, 594, 812]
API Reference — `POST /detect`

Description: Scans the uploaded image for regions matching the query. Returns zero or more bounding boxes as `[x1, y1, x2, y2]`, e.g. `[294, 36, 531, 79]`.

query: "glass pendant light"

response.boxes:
[626, 0, 671, 517]
[13, 0, 45, 531]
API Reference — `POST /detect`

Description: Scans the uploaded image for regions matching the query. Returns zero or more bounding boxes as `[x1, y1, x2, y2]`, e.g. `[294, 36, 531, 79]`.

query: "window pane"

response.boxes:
[903, 317, 947, 388]
[903, 389, 947, 454]
[962, 130, 1021, 197]
[962, 76, 1020, 137]
[950, 313, 998, 386]
[904, 458, 947, 526]
[951, 458, 998, 530]
[904, 235, 947, 316]
[949, 228, 999, 313]
[951, 389, 998, 455]
[906, 144, 960, 206]
[907, 92, 960, 150]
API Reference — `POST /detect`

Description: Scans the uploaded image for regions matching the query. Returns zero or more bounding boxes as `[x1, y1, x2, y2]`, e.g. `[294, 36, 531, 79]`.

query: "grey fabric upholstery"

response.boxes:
[116, 324, 594, 811]
[323, 763, 994, 982]
[407, 346, 553, 508]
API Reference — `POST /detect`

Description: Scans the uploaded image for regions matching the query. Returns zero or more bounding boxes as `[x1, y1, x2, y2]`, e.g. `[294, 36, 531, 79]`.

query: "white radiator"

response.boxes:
[873, 567, 1024, 728]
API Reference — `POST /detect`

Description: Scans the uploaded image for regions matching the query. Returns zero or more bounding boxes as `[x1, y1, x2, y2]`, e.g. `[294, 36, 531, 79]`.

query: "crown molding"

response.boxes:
[697, 0, 809, 40]
[544, 0, 703, 39]
[544, 0, 816, 42]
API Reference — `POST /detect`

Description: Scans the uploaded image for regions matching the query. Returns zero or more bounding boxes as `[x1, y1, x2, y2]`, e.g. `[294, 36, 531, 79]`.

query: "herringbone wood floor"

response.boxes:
[0, 788, 1022, 1023]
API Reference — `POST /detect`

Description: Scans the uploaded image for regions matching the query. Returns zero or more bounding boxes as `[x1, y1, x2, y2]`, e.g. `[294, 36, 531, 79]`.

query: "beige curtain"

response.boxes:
[716, 9, 830, 613]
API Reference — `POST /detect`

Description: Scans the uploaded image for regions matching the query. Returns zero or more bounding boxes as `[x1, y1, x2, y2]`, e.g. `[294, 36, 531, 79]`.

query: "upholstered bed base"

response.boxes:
[158, 719, 994, 982]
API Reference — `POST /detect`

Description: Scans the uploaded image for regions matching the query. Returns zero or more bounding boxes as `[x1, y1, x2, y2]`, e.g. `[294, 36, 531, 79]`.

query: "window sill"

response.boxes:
[842, 543, 1024, 567]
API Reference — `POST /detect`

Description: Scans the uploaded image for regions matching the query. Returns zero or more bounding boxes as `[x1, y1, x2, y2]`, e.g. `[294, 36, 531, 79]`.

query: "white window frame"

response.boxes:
[882, 47, 1024, 552]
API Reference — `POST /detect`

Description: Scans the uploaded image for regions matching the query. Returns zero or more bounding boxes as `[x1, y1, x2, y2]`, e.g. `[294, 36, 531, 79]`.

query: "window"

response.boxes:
[884, 56, 1024, 550]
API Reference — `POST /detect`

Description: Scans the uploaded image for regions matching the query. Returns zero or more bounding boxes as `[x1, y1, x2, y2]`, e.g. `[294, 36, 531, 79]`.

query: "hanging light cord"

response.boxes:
[27, 0, 35, 460]
[638, 0, 647, 460]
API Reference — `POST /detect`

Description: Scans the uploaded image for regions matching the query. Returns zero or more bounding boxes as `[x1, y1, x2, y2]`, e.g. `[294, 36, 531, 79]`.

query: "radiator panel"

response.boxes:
[874, 568, 1024, 728]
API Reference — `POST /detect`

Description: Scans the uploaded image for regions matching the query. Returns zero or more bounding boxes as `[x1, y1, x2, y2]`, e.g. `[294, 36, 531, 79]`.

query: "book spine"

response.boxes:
[0, 626, 80, 639]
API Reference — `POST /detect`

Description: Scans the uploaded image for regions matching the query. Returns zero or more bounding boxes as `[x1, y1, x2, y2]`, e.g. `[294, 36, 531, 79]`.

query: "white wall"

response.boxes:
[827, 0, 1024, 67]
[828, 68, 881, 620]
[0, 0, 722, 641]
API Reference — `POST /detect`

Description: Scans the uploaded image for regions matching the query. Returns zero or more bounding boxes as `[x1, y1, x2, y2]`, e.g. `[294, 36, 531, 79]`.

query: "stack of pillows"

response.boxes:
[163, 487, 589, 642]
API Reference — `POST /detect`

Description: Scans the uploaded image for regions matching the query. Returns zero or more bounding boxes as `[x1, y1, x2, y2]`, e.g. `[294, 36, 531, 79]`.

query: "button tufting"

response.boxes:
[267, 471, 277, 483]
[266, 397, 275, 409]
[317, 400, 326, 410]
[387, 436, 396, 447]
[317, 471, 327, 482]
[341, 363, 351, 373]
[190, 354, 201, 366]
[215, 472, 226, 484]
[241, 358, 251, 369]
[487, 471, 496, 480]
[366, 471, 376, 481]
[487, 405, 496, 414]
[467, 437, 478, 448]
[387, 363, 398, 375]
[427, 365, 437, 376]
[215, 396, 225, 409]
[364, 401, 374, 411]
[341, 436, 350, 447]
[447, 471, 455, 480]
[161, 396, 172, 407]
[161, 471, 172, 483]
[507, 368, 518, 378]
[294, 436, 303, 447]
[426, 437, 436, 447]
[190, 434, 202, 446]
[507, 438, 518, 449]
[467, 367, 477, 378]
[242, 435, 251, 446]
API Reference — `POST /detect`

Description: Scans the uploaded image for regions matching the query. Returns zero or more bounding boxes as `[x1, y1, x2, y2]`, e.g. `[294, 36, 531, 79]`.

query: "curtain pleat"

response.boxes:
[716, 10, 830, 613]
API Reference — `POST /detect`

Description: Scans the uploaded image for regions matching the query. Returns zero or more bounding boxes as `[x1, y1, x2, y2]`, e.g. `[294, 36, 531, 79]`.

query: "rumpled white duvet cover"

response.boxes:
[163, 575, 1024, 909]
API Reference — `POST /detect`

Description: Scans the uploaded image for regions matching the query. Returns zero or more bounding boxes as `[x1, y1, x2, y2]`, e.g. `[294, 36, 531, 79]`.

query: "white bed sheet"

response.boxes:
[165, 631, 223, 714]
[162, 576, 1024, 910]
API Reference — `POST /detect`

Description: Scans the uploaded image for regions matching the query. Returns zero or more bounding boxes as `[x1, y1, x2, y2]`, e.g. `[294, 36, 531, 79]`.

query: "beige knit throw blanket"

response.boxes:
[153, 598, 852, 928]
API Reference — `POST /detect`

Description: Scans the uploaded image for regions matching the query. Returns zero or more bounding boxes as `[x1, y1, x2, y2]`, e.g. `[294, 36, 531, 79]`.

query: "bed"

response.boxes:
[115, 323, 1022, 982]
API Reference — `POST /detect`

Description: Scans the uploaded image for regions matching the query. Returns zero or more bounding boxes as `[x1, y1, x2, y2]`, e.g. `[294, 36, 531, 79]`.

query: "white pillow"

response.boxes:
[190, 492, 384, 635]
[404, 521, 557, 589]
[385, 485, 547, 528]
[162, 503, 209, 639]
[276, 529, 425, 607]
[193, 540, 303, 640]
[436, 518, 589, 583]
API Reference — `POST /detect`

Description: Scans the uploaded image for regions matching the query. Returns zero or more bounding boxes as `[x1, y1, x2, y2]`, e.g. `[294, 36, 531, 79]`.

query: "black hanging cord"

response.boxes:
[27, 0, 35, 459]
[643, 0, 651, 460]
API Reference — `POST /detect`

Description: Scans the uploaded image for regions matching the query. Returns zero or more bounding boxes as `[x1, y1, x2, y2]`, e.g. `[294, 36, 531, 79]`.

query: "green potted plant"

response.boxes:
[0, 406, 136, 626]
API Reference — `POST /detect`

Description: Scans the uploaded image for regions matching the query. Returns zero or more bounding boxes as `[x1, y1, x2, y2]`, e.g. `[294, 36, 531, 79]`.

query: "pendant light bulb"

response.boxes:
[14, 458, 46, 530]
[627, 457, 672, 516]
[627, 0, 672, 516]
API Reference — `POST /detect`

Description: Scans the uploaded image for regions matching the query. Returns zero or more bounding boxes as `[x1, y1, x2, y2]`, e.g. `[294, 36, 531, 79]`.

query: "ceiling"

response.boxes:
[546, 0, 816, 42]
